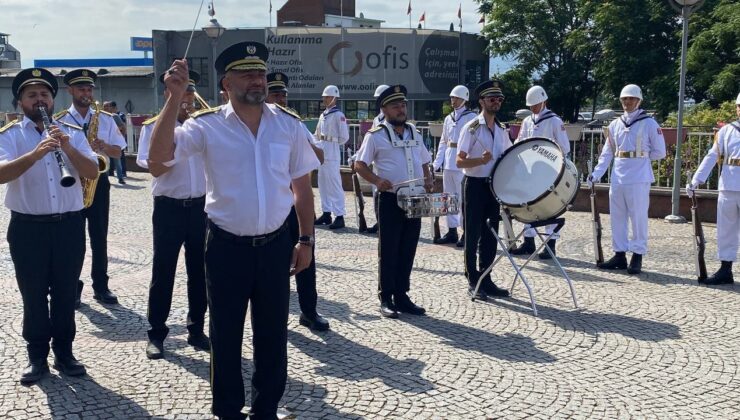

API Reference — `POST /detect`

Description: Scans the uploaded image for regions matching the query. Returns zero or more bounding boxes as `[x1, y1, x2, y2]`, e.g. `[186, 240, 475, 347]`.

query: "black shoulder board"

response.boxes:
[58, 121, 83, 130]
[53, 110, 69, 120]
[99, 110, 114, 117]
[141, 115, 159, 126]
[468, 120, 481, 132]
[0, 120, 19, 134]
[191, 107, 221, 119]
[368, 126, 383, 133]
[275, 104, 300, 119]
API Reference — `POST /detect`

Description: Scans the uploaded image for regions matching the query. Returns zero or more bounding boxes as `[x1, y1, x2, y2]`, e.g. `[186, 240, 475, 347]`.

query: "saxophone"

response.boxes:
[82, 100, 110, 208]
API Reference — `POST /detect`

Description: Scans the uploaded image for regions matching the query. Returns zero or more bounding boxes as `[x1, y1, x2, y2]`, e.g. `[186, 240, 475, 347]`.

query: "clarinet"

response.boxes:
[38, 106, 76, 187]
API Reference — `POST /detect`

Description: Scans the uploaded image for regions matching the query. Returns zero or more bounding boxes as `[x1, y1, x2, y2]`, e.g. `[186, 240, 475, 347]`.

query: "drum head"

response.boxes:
[490, 137, 565, 206]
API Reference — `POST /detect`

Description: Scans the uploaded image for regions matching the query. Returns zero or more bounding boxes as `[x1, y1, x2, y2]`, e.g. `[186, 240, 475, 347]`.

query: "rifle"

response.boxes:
[430, 164, 441, 241]
[690, 190, 708, 282]
[350, 160, 368, 232]
[588, 161, 604, 264]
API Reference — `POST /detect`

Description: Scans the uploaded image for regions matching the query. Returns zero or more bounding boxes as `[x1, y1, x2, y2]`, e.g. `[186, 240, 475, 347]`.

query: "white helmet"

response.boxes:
[374, 84, 390, 98]
[322, 85, 340, 98]
[525, 85, 548, 106]
[449, 85, 469, 101]
[736, 92, 740, 105]
[620, 84, 643, 100]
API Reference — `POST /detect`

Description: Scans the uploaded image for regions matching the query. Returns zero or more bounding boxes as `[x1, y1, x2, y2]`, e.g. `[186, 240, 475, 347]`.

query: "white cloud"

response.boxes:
[0, 0, 485, 67]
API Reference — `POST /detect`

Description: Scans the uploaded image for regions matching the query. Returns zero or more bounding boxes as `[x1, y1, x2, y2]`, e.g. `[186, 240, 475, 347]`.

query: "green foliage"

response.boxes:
[664, 100, 737, 128]
[492, 68, 530, 121]
[441, 102, 453, 120]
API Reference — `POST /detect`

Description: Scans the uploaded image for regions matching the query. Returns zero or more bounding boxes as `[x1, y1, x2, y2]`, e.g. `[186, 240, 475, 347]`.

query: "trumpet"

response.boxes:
[38, 106, 76, 187]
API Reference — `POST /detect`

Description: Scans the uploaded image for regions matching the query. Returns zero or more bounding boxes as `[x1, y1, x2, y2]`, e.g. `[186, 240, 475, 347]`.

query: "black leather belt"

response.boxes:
[154, 195, 206, 207]
[11, 210, 81, 223]
[208, 220, 287, 247]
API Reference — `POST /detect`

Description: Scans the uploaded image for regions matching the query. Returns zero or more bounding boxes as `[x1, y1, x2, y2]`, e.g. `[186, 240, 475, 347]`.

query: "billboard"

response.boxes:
[131, 37, 153, 52]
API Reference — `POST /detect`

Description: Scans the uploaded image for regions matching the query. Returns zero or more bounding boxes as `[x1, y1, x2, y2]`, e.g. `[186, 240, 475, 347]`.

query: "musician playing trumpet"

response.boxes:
[0, 68, 98, 384]
[56, 69, 128, 308]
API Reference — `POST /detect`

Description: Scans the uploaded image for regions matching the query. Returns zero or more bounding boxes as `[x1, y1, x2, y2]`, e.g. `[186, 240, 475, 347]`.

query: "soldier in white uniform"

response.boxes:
[314, 85, 350, 229]
[372, 84, 390, 128]
[361, 84, 391, 234]
[432, 85, 477, 245]
[510, 85, 571, 259]
[686, 92, 740, 285]
[588, 84, 666, 274]
[355, 85, 433, 319]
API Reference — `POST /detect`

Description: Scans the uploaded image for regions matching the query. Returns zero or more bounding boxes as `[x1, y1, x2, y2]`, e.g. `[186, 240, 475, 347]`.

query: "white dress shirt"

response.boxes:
[170, 102, 320, 236]
[457, 113, 513, 178]
[58, 105, 128, 151]
[693, 121, 740, 191]
[314, 106, 350, 161]
[0, 116, 97, 214]
[433, 107, 477, 172]
[137, 119, 206, 199]
[517, 107, 571, 154]
[357, 122, 432, 190]
[592, 109, 666, 184]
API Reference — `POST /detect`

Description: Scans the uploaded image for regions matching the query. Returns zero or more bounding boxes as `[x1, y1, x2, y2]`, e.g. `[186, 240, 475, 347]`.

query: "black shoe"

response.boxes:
[394, 294, 426, 316]
[467, 285, 488, 301]
[20, 362, 49, 384]
[118, 179, 126, 185]
[627, 253, 643, 274]
[146, 339, 164, 359]
[538, 239, 556, 260]
[53, 356, 86, 377]
[483, 281, 510, 297]
[704, 262, 734, 285]
[366, 224, 378, 234]
[456, 233, 465, 248]
[75, 280, 84, 309]
[315, 212, 332, 225]
[299, 313, 331, 331]
[433, 228, 458, 245]
[597, 252, 628, 270]
[379, 299, 398, 319]
[328, 216, 345, 229]
[93, 289, 119, 304]
[187, 333, 211, 351]
[510, 237, 536, 255]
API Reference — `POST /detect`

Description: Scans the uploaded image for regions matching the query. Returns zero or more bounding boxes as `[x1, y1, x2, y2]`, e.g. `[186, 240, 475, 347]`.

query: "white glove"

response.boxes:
[686, 183, 696, 198]
[586, 175, 594, 188]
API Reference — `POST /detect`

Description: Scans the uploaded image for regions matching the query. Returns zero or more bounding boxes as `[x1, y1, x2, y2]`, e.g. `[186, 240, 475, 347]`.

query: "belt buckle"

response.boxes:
[182, 199, 193, 207]
[252, 235, 267, 247]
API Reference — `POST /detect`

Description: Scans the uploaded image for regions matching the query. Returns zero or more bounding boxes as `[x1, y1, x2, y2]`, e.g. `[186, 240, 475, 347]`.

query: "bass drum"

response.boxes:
[489, 137, 579, 223]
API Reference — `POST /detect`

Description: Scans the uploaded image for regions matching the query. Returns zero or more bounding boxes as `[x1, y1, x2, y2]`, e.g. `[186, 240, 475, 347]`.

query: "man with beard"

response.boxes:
[314, 85, 349, 229]
[0, 68, 98, 383]
[456, 80, 512, 301]
[265, 71, 330, 332]
[355, 85, 433, 319]
[56, 69, 128, 308]
[136, 71, 210, 359]
[148, 42, 319, 420]
[588, 84, 666, 274]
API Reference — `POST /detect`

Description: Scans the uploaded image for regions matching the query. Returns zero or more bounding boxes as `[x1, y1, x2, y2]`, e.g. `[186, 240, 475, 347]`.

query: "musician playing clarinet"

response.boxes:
[0, 68, 98, 384]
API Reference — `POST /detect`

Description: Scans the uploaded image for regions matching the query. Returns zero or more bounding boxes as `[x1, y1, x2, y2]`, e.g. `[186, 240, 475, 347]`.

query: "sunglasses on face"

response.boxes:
[483, 96, 505, 103]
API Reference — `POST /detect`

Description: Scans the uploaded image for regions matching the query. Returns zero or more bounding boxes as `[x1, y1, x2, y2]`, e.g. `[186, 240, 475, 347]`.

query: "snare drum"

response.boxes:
[489, 137, 578, 223]
[399, 193, 460, 218]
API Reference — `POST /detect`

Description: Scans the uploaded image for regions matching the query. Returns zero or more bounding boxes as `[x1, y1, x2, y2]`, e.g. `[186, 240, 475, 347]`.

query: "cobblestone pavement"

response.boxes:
[0, 174, 738, 419]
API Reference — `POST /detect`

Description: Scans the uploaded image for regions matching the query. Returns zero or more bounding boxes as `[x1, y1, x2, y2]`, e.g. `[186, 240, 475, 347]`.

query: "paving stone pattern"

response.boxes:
[0, 174, 737, 419]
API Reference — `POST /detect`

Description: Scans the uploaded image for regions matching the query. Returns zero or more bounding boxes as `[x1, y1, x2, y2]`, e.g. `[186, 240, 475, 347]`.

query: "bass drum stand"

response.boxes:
[472, 212, 578, 316]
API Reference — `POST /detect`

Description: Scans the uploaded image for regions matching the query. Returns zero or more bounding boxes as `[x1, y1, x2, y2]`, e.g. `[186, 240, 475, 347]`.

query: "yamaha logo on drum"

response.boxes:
[531, 144, 558, 162]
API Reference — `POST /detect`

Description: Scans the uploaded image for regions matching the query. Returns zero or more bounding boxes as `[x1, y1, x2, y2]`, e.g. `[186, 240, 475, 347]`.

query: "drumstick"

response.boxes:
[167, 0, 207, 75]
[392, 177, 426, 188]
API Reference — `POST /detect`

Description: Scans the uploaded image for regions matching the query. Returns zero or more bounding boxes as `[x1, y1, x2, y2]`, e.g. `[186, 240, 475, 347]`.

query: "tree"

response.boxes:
[491, 68, 529, 121]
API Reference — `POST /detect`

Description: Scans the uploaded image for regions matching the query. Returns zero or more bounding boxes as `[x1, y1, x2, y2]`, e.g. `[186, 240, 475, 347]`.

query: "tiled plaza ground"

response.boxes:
[0, 173, 737, 419]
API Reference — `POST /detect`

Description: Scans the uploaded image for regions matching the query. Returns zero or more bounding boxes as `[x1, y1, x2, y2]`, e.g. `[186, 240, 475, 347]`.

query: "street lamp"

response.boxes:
[203, 4, 225, 106]
[665, 0, 705, 223]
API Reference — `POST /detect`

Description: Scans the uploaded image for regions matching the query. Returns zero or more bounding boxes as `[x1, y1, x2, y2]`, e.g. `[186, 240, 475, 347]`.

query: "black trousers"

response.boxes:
[463, 176, 500, 285]
[80, 176, 111, 292]
[206, 220, 292, 419]
[377, 192, 421, 300]
[287, 206, 318, 316]
[147, 196, 208, 341]
[8, 212, 85, 361]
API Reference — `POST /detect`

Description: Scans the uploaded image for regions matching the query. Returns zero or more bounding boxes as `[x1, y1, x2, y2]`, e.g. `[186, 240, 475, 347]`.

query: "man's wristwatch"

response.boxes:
[298, 235, 315, 247]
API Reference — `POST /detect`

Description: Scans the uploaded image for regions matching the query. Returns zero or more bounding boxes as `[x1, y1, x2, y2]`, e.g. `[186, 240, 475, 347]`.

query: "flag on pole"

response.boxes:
[419, 12, 425, 23]
[457, 4, 461, 20]
[407, 1, 412, 15]
[269, 0, 272, 13]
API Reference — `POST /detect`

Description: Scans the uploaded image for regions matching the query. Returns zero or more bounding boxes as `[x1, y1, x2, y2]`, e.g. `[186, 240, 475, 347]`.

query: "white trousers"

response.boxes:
[442, 170, 464, 229]
[609, 182, 650, 255]
[523, 223, 561, 240]
[317, 160, 346, 216]
[717, 190, 740, 262]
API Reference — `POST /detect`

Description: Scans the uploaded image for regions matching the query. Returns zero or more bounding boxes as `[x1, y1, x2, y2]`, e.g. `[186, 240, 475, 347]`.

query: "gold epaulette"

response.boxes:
[59, 121, 83, 130]
[367, 126, 383, 133]
[274, 104, 300, 119]
[53, 110, 68, 120]
[191, 106, 221, 119]
[98, 110, 114, 117]
[0, 120, 18, 134]
[468, 120, 481, 132]
[142, 115, 159, 126]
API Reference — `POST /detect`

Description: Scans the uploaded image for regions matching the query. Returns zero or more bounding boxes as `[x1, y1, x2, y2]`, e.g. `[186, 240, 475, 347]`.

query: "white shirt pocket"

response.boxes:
[269, 143, 291, 173]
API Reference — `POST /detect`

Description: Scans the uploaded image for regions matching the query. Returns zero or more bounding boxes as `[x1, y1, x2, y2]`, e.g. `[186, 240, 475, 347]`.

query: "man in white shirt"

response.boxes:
[148, 42, 319, 420]
[510, 85, 571, 259]
[432, 85, 477, 245]
[355, 85, 433, 319]
[687, 92, 740, 285]
[457, 80, 512, 301]
[314, 85, 350, 229]
[56, 69, 128, 307]
[136, 70, 210, 359]
[0, 68, 98, 384]
[588, 84, 666, 274]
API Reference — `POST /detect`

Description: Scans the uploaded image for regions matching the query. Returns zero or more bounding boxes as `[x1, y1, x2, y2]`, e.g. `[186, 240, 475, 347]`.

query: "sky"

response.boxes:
[0, 0, 498, 68]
